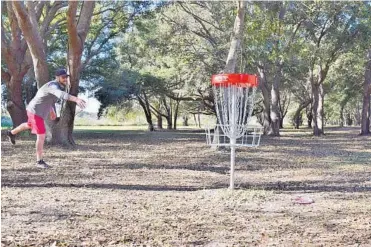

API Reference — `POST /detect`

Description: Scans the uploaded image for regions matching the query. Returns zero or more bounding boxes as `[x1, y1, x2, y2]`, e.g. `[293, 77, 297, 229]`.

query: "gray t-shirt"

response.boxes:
[26, 81, 70, 120]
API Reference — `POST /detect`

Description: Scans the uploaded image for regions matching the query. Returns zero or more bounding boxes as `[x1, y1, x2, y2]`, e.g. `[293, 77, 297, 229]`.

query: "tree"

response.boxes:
[360, 47, 371, 135]
[1, 2, 30, 127]
[49, 1, 95, 145]
[245, 2, 304, 135]
[300, 2, 361, 135]
[2, 1, 65, 127]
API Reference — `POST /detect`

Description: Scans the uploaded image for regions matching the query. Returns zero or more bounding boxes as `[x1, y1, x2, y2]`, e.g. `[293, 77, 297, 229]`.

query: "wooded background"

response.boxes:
[2, 1, 370, 145]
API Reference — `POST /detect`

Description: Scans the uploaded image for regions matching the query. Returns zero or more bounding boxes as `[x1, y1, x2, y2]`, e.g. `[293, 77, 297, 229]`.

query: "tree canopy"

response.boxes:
[1, 1, 370, 136]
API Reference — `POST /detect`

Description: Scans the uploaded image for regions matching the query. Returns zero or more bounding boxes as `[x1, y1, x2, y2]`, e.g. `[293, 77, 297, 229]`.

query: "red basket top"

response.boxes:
[211, 73, 258, 88]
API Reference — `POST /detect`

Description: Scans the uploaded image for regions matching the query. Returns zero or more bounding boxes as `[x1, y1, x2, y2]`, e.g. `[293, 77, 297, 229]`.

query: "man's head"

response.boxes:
[55, 68, 69, 86]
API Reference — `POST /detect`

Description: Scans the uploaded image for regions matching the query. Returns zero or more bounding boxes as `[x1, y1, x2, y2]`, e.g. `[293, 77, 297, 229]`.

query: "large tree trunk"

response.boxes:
[11, 1, 68, 143]
[47, 102, 76, 144]
[2, 2, 31, 126]
[50, 2, 95, 145]
[258, 65, 272, 135]
[165, 116, 172, 130]
[311, 64, 329, 136]
[360, 48, 371, 135]
[6, 76, 28, 127]
[269, 4, 286, 135]
[12, 2, 49, 88]
[270, 62, 282, 136]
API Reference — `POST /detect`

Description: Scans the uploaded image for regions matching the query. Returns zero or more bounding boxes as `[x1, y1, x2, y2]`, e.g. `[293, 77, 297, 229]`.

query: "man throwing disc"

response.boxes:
[7, 68, 86, 168]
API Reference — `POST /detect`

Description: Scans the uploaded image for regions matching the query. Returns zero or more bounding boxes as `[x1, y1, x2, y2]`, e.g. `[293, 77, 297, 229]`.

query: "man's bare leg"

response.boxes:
[36, 134, 46, 161]
[35, 134, 50, 168]
[7, 123, 31, 145]
[11, 123, 31, 135]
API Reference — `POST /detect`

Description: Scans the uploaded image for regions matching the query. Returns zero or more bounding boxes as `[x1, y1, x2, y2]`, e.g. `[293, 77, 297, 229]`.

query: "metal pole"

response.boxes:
[230, 87, 236, 190]
[230, 140, 236, 189]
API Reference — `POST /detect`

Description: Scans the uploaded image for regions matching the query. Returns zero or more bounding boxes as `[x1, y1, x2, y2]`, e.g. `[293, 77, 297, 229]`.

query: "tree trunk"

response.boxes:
[312, 82, 324, 135]
[258, 66, 272, 135]
[6, 76, 28, 127]
[182, 116, 189, 126]
[294, 112, 302, 129]
[270, 64, 282, 136]
[50, 2, 95, 145]
[360, 48, 371, 135]
[339, 105, 344, 127]
[193, 114, 197, 127]
[279, 118, 284, 129]
[12, 2, 49, 88]
[346, 112, 353, 126]
[355, 102, 361, 126]
[162, 98, 172, 129]
[137, 95, 154, 131]
[47, 102, 75, 144]
[224, 1, 247, 73]
[157, 114, 163, 129]
[197, 112, 201, 128]
[165, 116, 172, 130]
[307, 106, 313, 129]
[173, 100, 180, 130]
[293, 99, 311, 129]
[2, 3, 31, 126]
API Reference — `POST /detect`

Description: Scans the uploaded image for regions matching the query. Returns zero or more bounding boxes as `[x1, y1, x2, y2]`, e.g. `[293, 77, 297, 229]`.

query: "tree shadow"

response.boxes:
[88, 162, 261, 174]
[2, 178, 370, 193]
[0, 182, 225, 192]
[226, 179, 371, 193]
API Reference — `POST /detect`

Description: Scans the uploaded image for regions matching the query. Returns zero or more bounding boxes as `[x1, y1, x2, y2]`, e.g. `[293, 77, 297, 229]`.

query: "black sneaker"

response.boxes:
[7, 130, 15, 145]
[36, 160, 51, 169]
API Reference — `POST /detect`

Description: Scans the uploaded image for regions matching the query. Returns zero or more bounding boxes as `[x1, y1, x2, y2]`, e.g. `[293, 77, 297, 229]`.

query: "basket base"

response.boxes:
[205, 124, 263, 148]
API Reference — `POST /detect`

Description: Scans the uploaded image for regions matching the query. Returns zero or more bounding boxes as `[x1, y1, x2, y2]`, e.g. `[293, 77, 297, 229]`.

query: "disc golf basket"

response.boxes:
[205, 73, 262, 189]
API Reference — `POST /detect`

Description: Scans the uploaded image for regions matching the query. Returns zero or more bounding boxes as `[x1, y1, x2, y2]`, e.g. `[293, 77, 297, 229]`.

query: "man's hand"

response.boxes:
[50, 109, 57, 120]
[67, 95, 87, 109]
[76, 98, 86, 109]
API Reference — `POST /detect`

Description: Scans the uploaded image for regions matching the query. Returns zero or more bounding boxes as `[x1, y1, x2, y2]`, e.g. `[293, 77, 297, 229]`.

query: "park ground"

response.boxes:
[1, 126, 371, 246]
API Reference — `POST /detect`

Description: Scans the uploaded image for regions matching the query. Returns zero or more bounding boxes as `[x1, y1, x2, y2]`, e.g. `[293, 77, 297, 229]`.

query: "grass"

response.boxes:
[1, 126, 370, 246]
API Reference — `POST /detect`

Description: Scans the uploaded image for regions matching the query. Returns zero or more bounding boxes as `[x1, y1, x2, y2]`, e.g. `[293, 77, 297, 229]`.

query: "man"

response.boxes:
[7, 68, 86, 168]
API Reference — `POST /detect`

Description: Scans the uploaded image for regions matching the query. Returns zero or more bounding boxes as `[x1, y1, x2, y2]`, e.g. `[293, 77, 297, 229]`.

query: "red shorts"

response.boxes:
[27, 111, 46, 134]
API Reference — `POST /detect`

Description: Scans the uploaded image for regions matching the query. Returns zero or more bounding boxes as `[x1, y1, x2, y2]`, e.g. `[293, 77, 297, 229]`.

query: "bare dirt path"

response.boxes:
[1, 127, 370, 246]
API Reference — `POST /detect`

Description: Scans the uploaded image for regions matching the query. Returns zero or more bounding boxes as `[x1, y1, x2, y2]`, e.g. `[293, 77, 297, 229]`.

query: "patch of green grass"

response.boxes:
[74, 125, 149, 131]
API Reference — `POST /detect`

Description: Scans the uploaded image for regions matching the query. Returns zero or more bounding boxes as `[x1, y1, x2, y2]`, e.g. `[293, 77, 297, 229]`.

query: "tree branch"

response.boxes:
[25, 2, 39, 34]
[76, 1, 95, 43]
[178, 2, 223, 32]
[35, 1, 45, 21]
[12, 1, 46, 60]
[40, 1, 67, 38]
[178, 2, 218, 46]
[67, 2, 79, 49]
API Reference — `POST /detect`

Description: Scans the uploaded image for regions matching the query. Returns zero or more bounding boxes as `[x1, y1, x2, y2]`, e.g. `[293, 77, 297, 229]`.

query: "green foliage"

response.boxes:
[2, 1, 371, 127]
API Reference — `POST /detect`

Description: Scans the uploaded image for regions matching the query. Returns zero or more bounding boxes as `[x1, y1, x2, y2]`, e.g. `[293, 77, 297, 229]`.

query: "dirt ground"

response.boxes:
[1, 127, 371, 246]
